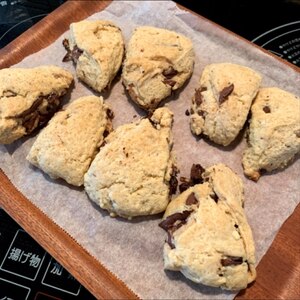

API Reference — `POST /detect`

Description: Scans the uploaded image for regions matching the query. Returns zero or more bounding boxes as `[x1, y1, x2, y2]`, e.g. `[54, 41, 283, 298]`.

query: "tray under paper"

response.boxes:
[0, 1, 299, 299]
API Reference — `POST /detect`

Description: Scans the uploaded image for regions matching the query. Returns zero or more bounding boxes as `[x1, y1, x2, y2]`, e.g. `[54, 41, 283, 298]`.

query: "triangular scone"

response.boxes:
[84, 107, 178, 219]
[63, 20, 124, 93]
[190, 63, 261, 146]
[0, 66, 73, 144]
[122, 26, 194, 110]
[159, 164, 256, 291]
[27, 96, 113, 186]
[243, 87, 300, 181]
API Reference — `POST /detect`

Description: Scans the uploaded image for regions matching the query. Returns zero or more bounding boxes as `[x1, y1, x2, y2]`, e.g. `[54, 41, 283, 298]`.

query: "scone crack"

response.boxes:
[2, 90, 18, 98]
[6, 92, 62, 134]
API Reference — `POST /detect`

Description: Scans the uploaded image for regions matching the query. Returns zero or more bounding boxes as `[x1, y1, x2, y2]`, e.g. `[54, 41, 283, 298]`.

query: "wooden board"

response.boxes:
[0, 1, 299, 299]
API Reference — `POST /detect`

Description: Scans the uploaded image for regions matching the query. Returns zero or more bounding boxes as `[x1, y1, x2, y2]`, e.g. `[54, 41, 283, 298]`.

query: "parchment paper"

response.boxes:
[1, 1, 299, 299]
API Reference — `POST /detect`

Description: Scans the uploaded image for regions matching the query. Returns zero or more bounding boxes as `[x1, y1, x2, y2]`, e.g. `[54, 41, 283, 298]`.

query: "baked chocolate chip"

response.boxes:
[159, 210, 192, 231]
[194, 88, 204, 106]
[14, 93, 61, 134]
[163, 79, 176, 87]
[221, 256, 243, 266]
[190, 164, 205, 185]
[219, 83, 234, 104]
[185, 109, 190, 116]
[197, 110, 205, 117]
[295, 129, 300, 138]
[263, 106, 271, 113]
[71, 46, 84, 64]
[186, 193, 198, 205]
[163, 67, 178, 79]
[159, 210, 193, 248]
[169, 167, 178, 195]
[106, 108, 114, 120]
[167, 231, 175, 249]
[179, 182, 191, 193]
[103, 130, 110, 138]
[62, 39, 83, 64]
[22, 111, 39, 133]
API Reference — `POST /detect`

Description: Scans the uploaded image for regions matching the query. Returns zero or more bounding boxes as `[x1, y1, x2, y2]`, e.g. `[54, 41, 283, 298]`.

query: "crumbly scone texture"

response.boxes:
[242, 87, 300, 181]
[0, 66, 73, 144]
[160, 163, 256, 290]
[122, 26, 195, 110]
[190, 63, 261, 146]
[69, 20, 124, 92]
[84, 107, 176, 219]
[27, 96, 113, 186]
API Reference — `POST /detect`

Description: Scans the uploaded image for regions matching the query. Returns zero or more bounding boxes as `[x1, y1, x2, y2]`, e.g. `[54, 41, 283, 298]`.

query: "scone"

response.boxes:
[159, 163, 256, 290]
[27, 96, 113, 186]
[190, 63, 261, 146]
[63, 20, 124, 92]
[242, 87, 300, 181]
[0, 66, 73, 144]
[122, 26, 195, 110]
[84, 107, 178, 219]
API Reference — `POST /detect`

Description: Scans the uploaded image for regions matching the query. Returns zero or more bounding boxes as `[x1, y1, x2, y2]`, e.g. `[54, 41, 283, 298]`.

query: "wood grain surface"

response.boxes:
[0, 1, 299, 299]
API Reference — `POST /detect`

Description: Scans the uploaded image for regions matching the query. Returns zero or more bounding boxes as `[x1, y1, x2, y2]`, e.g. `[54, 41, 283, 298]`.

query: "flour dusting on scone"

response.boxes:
[242, 87, 300, 181]
[63, 20, 124, 93]
[122, 26, 195, 110]
[159, 163, 256, 290]
[0, 66, 73, 144]
[27, 96, 113, 186]
[190, 63, 261, 146]
[84, 107, 178, 219]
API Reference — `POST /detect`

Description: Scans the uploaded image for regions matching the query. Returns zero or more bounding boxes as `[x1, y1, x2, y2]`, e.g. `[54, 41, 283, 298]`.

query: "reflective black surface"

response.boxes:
[0, 208, 96, 300]
[177, 0, 300, 67]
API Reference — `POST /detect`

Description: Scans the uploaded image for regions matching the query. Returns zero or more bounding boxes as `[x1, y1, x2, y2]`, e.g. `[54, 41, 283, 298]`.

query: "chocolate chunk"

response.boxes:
[71, 46, 84, 64]
[163, 67, 178, 79]
[62, 39, 83, 64]
[295, 129, 300, 138]
[16, 97, 44, 118]
[179, 182, 191, 193]
[167, 231, 175, 249]
[169, 167, 178, 195]
[159, 210, 192, 231]
[16, 93, 61, 134]
[197, 110, 205, 117]
[185, 109, 190, 116]
[263, 106, 271, 113]
[194, 89, 203, 106]
[163, 79, 176, 87]
[186, 193, 198, 205]
[194, 87, 207, 106]
[62, 39, 72, 62]
[106, 108, 114, 120]
[22, 111, 39, 133]
[159, 210, 193, 248]
[62, 38, 70, 51]
[190, 164, 205, 185]
[221, 256, 243, 266]
[103, 130, 110, 138]
[219, 83, 234, 104]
